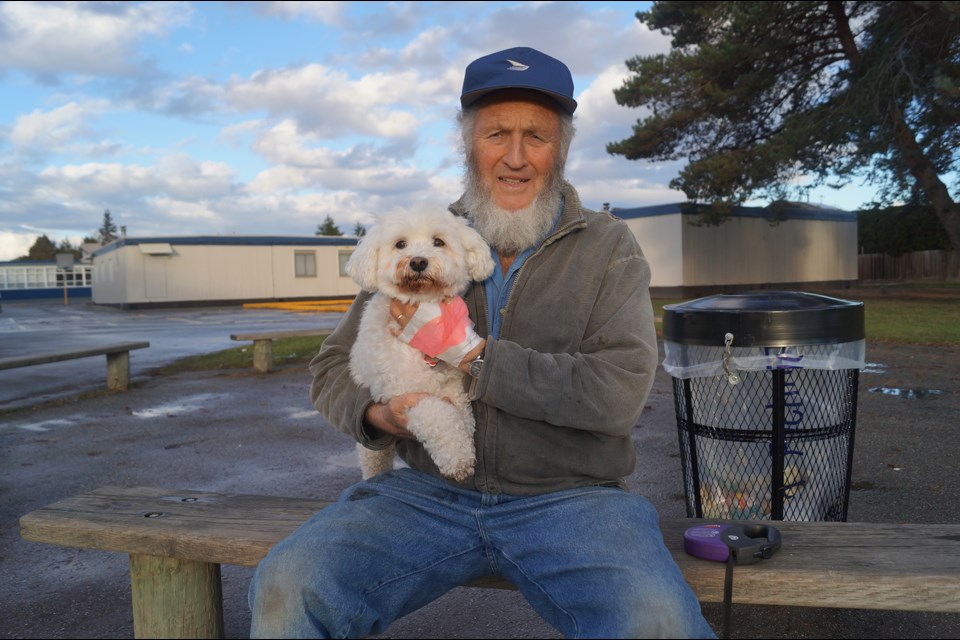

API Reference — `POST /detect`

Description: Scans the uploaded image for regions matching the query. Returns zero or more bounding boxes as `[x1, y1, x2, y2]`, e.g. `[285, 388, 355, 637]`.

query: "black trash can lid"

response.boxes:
[662, 291, 864, 347]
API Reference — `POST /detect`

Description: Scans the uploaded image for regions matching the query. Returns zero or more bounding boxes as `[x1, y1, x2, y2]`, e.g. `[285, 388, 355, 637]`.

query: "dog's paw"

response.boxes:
[439, 457, 475, 482]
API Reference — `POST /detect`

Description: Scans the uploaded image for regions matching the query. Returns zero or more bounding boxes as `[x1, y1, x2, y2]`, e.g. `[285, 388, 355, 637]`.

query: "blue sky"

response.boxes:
[0, 1, 880, 261]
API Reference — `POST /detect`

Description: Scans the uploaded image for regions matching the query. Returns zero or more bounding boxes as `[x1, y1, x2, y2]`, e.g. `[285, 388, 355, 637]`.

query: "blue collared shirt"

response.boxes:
[483, 203, 563, 339]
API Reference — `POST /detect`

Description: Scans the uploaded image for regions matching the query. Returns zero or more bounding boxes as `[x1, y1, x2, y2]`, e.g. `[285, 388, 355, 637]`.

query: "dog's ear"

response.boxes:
[459, 221, 495, 281]
[345, 224, 381, 291]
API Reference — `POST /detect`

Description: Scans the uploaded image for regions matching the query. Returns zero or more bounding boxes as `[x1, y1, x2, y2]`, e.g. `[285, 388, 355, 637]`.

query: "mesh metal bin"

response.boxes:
[663, 291, 865, 522]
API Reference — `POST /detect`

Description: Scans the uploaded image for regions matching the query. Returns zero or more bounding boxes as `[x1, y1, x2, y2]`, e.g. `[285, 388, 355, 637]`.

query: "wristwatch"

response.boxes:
[468, 356, 484, 378]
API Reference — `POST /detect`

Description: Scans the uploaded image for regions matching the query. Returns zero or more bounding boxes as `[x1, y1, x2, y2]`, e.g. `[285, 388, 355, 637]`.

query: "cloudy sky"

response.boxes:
[0, 1, 877, 261]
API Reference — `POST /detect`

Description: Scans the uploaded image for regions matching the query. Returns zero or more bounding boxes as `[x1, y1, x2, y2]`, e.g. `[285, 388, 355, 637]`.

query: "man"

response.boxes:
[250, 46, 716, 639]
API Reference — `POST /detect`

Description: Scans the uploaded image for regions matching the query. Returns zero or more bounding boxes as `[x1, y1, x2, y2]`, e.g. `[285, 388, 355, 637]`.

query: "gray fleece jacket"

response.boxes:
[309, 181, 659, 495]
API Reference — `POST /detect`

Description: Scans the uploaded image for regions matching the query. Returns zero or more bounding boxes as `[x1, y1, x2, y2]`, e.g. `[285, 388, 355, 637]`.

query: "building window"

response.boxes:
[338, 250, 353, 277]
[295, 251, 316, 277]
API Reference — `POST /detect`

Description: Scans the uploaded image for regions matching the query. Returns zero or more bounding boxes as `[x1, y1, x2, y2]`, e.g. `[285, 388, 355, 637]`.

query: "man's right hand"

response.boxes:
[363, 392, 431, 440]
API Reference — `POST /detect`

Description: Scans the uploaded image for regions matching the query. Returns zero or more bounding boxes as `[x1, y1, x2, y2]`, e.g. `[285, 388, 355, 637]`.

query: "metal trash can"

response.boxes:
[663, 291, 865, 522]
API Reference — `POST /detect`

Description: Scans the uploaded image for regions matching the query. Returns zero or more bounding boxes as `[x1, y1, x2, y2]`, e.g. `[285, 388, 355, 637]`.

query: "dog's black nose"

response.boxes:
[410, 257, 428, 273]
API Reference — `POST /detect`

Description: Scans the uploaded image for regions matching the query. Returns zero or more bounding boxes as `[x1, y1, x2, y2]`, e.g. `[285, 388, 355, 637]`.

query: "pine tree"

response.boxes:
[609, 1, 960, 252]
[316, 215, 343, 236]
[98, 209, 118, 244]
[20, 235, 58, 261]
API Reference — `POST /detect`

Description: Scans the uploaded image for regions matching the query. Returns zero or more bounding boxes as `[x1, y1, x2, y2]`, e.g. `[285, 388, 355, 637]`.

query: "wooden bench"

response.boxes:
[229, 329, 333, 373]
[19, 485, 960, 639]
[0, 341, 150, 391]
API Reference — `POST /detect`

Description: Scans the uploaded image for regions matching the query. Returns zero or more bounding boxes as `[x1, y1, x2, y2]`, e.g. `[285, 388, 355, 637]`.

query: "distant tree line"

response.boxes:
[315, 215, 366, 237]
[12, 209, 118, 262]
[859, 204, 952, 256]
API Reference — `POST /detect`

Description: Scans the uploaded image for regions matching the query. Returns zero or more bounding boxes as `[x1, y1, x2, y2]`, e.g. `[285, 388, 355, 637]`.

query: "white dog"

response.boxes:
[345, 209, 494, 481]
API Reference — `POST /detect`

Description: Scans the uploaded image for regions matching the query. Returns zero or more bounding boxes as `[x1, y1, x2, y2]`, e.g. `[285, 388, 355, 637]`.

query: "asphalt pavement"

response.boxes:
[1, 298, 959, 639]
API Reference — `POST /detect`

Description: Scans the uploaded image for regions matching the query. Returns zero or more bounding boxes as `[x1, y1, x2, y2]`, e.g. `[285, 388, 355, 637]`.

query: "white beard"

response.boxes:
[462, 170, 563, 256]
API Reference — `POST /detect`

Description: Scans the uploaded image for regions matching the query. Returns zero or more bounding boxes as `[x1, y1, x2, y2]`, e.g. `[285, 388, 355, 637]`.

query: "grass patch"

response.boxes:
[153, 336, 327, 375]
[861, 297, 960, 345]
[156, 289, 958, 376]
[654, 292, 960, 346]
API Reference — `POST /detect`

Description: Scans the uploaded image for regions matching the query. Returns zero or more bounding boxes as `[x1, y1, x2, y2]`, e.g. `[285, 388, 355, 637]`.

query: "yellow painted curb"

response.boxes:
[243, 299, 354, 313]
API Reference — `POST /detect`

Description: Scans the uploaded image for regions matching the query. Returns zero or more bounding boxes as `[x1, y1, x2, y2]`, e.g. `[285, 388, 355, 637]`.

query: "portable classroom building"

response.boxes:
[91, 236, 359, 308]
[613, 202, 858, 297]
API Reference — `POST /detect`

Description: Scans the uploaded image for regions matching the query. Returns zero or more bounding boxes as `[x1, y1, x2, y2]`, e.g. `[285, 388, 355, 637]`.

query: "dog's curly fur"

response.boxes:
[345, 209, 495, 480]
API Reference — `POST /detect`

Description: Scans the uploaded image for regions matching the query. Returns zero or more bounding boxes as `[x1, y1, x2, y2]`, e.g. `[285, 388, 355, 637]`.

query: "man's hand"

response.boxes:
[389, 299, 418, 335]
[391, 296, 483, 366]
[364, 393, 430, 440]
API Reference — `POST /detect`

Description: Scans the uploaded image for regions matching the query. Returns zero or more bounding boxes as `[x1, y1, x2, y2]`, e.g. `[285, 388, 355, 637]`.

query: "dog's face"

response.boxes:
[346, 209, 495, 303]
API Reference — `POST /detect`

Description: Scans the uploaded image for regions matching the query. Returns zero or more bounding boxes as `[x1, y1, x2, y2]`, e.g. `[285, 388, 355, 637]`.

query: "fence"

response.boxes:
[859, 250, 959, 282]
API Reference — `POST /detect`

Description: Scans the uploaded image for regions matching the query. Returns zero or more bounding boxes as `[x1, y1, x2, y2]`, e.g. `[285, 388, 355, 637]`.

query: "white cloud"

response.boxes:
[10, 100, 110, 150]
[224, 64, 428, 139]
[247, 0, 348, 25]
[0, 231, 35, 262]
[0, 1, 193, 78]
[38, 153, 236, 201]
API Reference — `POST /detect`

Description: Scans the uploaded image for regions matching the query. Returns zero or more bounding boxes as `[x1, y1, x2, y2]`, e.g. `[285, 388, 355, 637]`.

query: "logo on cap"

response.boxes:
[506, 59, 529, 71]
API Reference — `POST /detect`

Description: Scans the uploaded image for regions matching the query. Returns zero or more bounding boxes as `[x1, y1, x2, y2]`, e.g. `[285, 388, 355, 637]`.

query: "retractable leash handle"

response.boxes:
[683, 523, 782, 564]
[684, 524, 783, 639]
[721, 523, 782, 564]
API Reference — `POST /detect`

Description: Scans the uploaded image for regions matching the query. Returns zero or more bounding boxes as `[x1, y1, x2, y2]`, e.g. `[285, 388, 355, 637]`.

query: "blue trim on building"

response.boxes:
[611, 202, 855, 223]
[1, 287, 92, 300]
[92, 235, 359, 258]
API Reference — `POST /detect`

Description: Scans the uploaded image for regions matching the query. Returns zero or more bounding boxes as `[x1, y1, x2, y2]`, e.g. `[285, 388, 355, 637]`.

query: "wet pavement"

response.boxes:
[2, 299, 959, 639]
[0, 299, 341, 410]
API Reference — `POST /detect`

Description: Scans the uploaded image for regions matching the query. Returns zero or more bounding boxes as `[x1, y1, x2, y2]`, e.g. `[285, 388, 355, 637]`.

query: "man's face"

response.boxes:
[470, 92, 564, 212]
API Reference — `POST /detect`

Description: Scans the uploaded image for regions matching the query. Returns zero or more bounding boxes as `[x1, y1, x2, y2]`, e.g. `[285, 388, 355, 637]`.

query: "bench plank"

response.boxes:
[0, 341, 150, 371]
[20, 485, 960, 613]
[0, 342, 150, 391]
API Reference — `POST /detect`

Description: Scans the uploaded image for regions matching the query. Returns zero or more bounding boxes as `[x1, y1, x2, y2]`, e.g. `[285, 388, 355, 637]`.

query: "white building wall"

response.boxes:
[271, 246, 357, 298]
[91, 248, 127, 304]
[614, 203, 858, 292]
[92, 238, 359, 305]
[623, 214, 684, 288]
[682, 216, 858, 286]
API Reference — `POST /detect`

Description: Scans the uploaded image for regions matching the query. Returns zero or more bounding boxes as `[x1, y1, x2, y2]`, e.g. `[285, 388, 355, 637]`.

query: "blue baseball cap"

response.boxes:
[460, 47, 577, 114]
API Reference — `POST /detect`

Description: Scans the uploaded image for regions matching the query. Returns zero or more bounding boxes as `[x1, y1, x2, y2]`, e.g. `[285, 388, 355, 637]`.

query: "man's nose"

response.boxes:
[502, 136, 526, 168]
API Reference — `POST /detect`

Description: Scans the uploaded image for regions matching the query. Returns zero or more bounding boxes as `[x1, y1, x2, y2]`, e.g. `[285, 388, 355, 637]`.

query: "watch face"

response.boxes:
[469, 358, 483, 377]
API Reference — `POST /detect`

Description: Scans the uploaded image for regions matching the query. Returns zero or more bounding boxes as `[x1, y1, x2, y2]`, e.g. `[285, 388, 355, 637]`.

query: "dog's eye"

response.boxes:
[433, 237, 445, 248]
[395, 240, 407, 250]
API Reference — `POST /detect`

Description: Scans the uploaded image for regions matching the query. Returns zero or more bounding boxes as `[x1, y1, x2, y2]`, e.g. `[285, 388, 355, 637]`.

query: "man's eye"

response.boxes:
[395, 240, 407, 249]
[433, 238, 446, 248]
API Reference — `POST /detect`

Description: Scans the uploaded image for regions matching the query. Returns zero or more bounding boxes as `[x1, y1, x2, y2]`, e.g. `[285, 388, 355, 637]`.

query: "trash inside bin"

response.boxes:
[662, 291, 865, 522]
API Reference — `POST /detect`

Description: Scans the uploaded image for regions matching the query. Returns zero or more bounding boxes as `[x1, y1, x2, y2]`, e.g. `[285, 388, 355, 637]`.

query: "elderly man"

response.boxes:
[249, 46, 716, 639]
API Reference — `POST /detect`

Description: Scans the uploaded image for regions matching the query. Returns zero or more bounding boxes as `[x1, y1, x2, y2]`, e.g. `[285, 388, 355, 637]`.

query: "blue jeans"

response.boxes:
[249, 468, 716, 639]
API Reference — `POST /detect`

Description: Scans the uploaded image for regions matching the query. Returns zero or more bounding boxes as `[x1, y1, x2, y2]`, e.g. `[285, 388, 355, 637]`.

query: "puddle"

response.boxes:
[868, 387, 945, 399]
[324, 451, 361, 468]
[133, 393, 232, 418]
[862, 362, 888, 374]
[8, 419, 75, 432]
